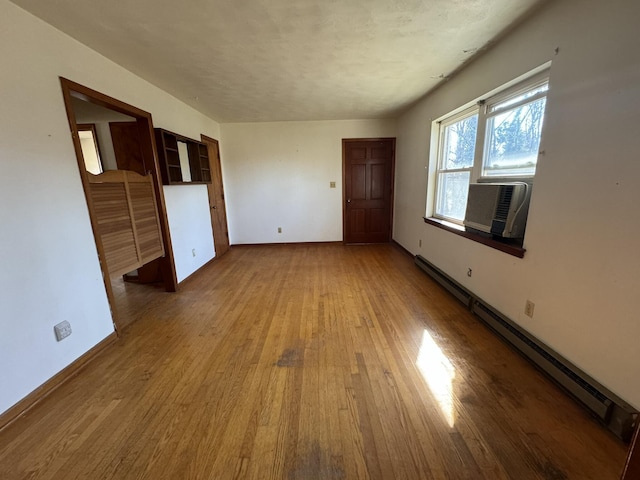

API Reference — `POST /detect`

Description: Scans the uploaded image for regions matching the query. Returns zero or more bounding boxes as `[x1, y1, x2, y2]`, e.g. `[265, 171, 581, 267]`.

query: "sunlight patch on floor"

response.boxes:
[416, 329, 456, 428]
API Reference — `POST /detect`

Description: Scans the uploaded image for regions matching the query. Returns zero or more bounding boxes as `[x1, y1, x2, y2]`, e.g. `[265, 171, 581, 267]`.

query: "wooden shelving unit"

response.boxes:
[187, 141, 211, 183]
[155, 128, 211, 185]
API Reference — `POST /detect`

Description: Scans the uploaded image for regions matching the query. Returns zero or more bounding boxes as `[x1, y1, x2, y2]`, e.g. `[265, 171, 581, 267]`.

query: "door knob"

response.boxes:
[347, 199, 351, 203]
[211, 205, 217, 210]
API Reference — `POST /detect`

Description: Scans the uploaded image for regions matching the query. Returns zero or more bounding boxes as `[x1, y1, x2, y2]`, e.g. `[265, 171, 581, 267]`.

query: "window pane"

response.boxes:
[442, 114, 478, 170]
[483, 97, 546, 177]
[435, 171, 471, 221]
[490, 83, 548, 112]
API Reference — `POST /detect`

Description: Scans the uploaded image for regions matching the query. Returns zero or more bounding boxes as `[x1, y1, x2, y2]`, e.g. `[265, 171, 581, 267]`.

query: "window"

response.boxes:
[77, 123, 104, 175]
[482, 80, 548, 178]
[432, 71, 549, 224]
[434, 109, 478, 222]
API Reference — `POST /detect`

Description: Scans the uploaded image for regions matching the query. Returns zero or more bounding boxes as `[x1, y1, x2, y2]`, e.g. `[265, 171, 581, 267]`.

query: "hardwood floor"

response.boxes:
[0, 244, 627, 479]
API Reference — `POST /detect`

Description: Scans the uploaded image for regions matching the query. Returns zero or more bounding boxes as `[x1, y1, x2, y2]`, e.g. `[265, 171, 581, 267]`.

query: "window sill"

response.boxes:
[423, 217, 526, 258]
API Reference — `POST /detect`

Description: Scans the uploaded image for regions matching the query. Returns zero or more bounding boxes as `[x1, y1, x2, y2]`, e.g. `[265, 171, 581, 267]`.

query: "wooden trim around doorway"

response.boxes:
[59, 78, 179, 333]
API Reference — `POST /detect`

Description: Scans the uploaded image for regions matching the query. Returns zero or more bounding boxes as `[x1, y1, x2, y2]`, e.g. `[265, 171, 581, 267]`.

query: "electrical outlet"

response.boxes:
[54, 321, 72, 341]
[525, 300, 535, 318]
[467, 268, 472, 277]
[277, 227, 282, 233]
[330, 181, 336, 188]
[192, 248, 196, 257]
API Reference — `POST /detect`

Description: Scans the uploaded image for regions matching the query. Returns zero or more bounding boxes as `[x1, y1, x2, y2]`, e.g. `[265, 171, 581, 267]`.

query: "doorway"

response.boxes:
[343, 138, 396, 244]
[60, 78, 178, 331]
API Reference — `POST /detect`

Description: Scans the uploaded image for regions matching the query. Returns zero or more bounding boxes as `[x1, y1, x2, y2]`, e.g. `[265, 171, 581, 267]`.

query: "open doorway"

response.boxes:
[72, 97, 139, 171]
[60, 78, 178, 332]
[76, 123, 103, 174]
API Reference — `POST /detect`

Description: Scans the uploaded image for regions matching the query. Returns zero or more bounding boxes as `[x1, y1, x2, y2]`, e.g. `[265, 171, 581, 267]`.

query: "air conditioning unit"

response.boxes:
[464, 182, 531, 238]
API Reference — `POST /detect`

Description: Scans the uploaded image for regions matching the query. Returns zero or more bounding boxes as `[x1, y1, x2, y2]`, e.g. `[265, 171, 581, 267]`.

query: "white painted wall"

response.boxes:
[221, 119, 396, 244]
[164, 186, 215, 282]
[394, 0, 640, 407]
[0, 1, 219, 415]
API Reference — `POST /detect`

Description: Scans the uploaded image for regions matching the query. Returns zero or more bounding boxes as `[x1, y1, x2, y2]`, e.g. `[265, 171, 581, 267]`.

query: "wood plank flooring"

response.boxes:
[0, 244, 627, 479]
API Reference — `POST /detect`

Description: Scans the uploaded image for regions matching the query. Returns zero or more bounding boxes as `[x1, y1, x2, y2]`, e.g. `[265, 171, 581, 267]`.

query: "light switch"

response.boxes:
[330, 181, 336, 188]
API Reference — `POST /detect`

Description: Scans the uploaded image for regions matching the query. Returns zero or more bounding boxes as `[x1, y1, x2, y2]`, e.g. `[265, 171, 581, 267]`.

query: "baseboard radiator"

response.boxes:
[414, 255, 474, 308]
[414, 254, 638, 441]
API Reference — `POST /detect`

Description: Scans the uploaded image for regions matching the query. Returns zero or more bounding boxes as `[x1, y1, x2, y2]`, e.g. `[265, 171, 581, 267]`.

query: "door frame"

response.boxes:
[342, 137, 396, 244]
[60, 77, 178, 332]
[622, 424, 640, 479]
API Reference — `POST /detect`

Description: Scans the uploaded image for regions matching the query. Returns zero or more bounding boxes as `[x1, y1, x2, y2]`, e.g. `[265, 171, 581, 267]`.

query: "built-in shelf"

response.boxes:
[155, 128, 211, 185]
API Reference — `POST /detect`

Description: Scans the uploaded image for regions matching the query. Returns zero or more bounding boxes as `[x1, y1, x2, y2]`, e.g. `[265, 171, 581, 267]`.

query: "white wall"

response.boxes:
[394, 0, 640, 407]
[0, 0, 219, 415]
[164, 186, 215, 282]
[221, 119, 396, 244]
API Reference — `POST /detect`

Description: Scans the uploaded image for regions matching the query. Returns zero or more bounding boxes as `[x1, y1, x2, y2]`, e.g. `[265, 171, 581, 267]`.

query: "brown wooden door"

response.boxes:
[109, 121, 146, 174]
[201, 135, 230, 257]
[343, 138, 395, 244]
[110, 120, 169, 287]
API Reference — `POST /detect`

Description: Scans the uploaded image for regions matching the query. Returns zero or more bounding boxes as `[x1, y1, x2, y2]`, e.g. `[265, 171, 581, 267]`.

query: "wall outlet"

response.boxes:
[330, 181, 336, 188]
[277, 227, 282, 233]
[192, 248, 196, 257]
[54, 321, 72, 341]
[525, 300, 535, 318]
[467, 268, 472, 277]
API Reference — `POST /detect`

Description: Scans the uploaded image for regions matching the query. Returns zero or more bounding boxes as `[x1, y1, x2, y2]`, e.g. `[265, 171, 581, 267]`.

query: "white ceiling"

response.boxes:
[11, 0, 547, 123]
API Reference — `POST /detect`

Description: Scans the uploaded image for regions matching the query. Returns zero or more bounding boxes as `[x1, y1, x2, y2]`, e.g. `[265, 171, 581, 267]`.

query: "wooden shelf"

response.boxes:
[423, 217, 526, 258]
[154, 128, 212, 185]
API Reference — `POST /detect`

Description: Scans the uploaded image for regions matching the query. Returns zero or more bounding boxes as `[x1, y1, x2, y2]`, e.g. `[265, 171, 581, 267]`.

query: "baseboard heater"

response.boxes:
[414, 254, 638, 441]
[414, 255, 474, 308]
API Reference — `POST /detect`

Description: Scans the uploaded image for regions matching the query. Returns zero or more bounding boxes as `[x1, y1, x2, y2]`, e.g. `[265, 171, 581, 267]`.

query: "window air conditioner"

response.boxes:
[463, 183, 531, 239]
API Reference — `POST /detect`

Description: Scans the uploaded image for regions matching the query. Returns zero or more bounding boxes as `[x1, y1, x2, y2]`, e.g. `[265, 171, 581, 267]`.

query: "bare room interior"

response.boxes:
[1, 0, 639, 478]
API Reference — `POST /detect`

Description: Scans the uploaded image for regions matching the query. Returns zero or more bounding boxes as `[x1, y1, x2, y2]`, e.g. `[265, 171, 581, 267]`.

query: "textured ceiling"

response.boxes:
[11, 0, 546, 123]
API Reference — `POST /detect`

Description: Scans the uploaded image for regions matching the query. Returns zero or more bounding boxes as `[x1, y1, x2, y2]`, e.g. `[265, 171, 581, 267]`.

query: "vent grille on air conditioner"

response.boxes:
[495, 186, 513, 221]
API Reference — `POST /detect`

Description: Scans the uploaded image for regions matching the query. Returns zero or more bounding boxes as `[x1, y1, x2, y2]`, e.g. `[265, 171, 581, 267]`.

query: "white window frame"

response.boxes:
[433, 106, 479, 223]
[430, 68, 550, 225]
